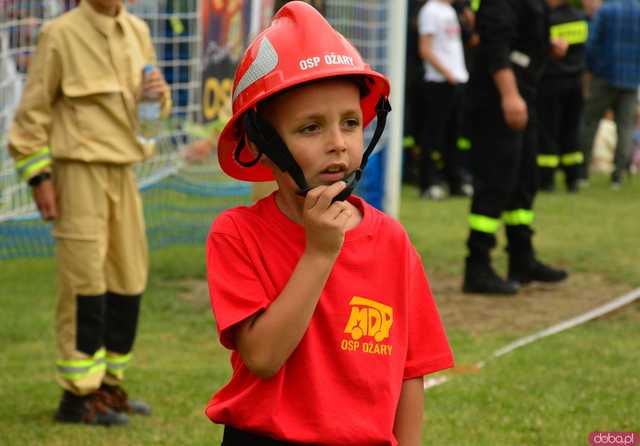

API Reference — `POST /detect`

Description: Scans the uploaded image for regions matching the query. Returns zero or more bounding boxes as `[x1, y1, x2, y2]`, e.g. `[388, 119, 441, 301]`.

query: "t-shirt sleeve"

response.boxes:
[418, 5, 439, 36]
[403, 248, 454, 379]
[476, 0, 519, 75]
[206, 214, 270, 350]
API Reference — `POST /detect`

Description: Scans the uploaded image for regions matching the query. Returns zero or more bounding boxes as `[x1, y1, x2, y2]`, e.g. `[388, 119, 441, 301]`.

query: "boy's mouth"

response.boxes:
[320, 162, 348, 175]
[317, 163, 349, 183]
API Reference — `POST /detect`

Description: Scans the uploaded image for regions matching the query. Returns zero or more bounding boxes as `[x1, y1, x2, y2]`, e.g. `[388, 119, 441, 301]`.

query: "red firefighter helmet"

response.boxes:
[217, 1, 390, 182]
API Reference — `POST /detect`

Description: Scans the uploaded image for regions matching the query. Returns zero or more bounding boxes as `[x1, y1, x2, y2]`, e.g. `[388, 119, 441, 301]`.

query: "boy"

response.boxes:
[8, 0, 170, 425]
[206, 3, 453, 445]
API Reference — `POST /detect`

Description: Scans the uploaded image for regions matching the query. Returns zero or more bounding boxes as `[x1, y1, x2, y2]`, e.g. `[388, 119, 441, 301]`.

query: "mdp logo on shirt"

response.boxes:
[340, 296, 393, 356]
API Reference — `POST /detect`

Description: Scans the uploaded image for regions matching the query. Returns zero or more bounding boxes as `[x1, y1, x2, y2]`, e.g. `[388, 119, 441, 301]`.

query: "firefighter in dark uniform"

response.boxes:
[463, 0, 569, 294]
[452, 0, 479, 195]
[537, 1, 588, 192]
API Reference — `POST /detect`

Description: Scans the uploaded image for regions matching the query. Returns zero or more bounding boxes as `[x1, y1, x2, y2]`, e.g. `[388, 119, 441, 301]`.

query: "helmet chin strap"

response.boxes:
[236, 97, 391, 202]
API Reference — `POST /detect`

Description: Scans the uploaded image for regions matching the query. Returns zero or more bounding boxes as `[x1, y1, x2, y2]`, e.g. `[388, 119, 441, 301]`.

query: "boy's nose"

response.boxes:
[328, 126, 347, 152]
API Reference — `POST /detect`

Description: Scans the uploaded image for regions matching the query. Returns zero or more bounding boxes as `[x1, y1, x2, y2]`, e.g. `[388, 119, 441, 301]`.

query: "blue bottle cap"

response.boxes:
[143, 64, 155, 74]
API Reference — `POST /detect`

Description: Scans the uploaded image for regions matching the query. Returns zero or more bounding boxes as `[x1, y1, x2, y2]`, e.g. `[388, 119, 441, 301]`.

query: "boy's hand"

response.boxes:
[32, 180, 58, 221]
[303, 181, 352, 258]
[141, 67, 169, 99]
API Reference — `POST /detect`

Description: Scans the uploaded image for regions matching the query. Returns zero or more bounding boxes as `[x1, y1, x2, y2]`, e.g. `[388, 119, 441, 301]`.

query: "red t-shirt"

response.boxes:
[206, 193, 453, 445]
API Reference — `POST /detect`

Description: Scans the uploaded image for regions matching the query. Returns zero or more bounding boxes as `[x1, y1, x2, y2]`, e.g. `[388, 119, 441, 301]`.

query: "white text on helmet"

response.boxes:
[299, 57, 321, 70]
[298, 54, 355, 71]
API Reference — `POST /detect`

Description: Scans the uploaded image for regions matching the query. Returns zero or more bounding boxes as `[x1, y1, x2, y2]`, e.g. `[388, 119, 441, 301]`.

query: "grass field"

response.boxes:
[1, 173, 638, 445]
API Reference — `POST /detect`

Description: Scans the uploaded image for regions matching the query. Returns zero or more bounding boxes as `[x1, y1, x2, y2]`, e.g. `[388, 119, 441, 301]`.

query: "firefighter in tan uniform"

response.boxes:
[8, 0, 171, 425]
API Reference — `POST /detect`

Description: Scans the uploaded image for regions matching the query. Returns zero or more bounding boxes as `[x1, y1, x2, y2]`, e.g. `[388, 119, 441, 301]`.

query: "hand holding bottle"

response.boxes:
[140, 65, 168, 100]
[138, 64, 169, 144]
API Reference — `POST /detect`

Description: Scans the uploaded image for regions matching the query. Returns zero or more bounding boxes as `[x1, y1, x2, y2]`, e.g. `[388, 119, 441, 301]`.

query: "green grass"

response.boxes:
[0, 173, 638, 445]
[400, 174, 640, 284]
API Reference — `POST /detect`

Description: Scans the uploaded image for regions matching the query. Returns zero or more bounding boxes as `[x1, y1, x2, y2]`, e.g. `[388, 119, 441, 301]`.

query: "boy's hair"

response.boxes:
[216, 1, 390, 184]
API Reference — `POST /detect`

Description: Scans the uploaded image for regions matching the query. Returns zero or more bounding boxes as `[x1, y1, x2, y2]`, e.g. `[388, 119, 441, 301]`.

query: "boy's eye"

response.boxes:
[300, 123, 320, 134]
[344, 118, 361, 129]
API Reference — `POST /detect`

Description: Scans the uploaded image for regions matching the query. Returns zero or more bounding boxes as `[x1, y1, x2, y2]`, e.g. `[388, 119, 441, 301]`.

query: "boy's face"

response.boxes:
[86, 0, 122, 13]
[261, 78, 364, 192]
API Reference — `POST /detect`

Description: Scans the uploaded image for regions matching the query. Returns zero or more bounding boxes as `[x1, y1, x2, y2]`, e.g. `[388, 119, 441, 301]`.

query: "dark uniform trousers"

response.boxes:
[418, 81, 467, 193]
[467, 100, 538, 262]
[466, 0, 551, 265]
[536, 78, 584, 188]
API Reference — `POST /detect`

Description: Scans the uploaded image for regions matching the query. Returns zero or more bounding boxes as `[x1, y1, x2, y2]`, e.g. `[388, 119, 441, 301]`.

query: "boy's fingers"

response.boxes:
[304, 186, 328, 210]
[325, 200, 348, 220]
[309, 181, 347, 211]
[334, 208, 351, 225]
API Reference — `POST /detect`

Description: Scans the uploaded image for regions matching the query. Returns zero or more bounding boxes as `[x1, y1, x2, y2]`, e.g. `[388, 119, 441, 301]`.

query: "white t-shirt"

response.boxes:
[418, 0, 469, 83]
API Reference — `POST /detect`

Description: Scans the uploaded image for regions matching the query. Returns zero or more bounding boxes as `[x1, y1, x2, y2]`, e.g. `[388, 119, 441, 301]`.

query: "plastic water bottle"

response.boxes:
[137, 64, 162, 144]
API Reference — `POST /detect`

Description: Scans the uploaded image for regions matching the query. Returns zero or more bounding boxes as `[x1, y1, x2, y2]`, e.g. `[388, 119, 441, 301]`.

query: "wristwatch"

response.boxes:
[28, 171, 52, 187]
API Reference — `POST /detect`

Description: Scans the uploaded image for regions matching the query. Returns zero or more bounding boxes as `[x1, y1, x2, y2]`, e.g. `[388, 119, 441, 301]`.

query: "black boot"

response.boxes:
[566, 180, 579, 193]
[463, 257, 519, 295]
[54, 390, 129, 426]
[506, 225, 568, 285]
[508, 257, 568, 285]
[565, 166, 580, 193]
[538, 167, 556, 192]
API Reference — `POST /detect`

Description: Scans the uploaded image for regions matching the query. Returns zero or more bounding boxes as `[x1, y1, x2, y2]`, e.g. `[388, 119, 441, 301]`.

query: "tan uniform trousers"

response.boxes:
[52, 161, 148, 395]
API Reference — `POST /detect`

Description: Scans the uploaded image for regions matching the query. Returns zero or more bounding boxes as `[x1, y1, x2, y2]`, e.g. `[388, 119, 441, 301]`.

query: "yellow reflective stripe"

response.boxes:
[561, 151, 584, 166]
[15, 146, 50, 169]
[15, 146, 52, 180]
[502, 209, 534, 226]
[57, 349, 106, 381]
[106, 353, 132, 379]
[457, 137, 471, 151]
[537, 154, 560, 168]
[106, 353, 132, 370]
[403, 136, 416, 148]
[109, 369, 124, 379]
[468, 214, 501, 233]
[471, 0, 481, 12]
[550, 21, 588, 45]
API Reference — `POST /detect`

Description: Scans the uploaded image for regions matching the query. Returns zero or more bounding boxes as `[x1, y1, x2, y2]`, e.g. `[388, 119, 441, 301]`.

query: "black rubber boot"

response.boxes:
[565, 165, 580, 193]
[506, 225, 567, 285]
[538, 167, 556, 192]
[508, 257, 568, 285]
[462, 257, 519, 295]
[54, 390, 129, 426]
[566, 179, 579, 193]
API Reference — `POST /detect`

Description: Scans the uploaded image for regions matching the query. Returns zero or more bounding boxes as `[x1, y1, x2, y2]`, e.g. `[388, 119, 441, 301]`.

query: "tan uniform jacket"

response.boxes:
[8, 1, 172, 181]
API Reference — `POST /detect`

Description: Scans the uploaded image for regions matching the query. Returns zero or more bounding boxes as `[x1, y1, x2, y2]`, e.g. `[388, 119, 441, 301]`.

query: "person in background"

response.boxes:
[417, 0, 471, 200]
[579, 0, 640, 189]
[462, 0, 570, 295]
[536, 0, 588, 193]
[452, 0, 479, 195]
[7, 0, 171, 425]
